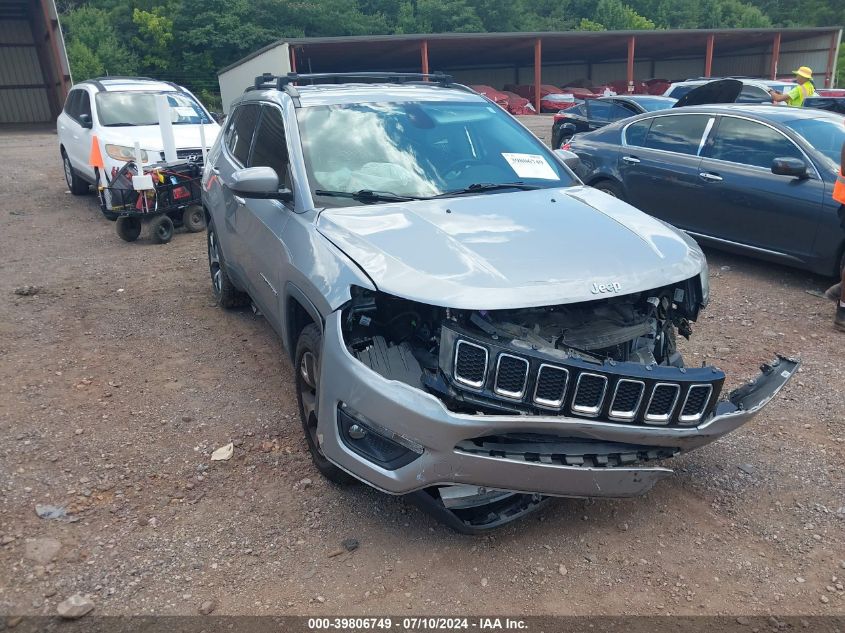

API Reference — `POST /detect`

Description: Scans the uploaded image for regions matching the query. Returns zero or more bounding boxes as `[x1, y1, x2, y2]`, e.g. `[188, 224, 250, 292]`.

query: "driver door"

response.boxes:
[236, 103, 295, 333]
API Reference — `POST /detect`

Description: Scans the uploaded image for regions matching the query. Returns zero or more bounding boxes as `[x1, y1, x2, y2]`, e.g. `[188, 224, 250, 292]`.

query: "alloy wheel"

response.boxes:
[208, 229, 222, 297]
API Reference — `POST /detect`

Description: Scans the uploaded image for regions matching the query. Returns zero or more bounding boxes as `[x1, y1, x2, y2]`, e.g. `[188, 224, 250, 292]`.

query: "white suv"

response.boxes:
[57, 77, 220, 216]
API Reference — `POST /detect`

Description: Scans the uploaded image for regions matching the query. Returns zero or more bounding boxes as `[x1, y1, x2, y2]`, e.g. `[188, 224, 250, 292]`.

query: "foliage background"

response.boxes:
[58, 0, 845, 109]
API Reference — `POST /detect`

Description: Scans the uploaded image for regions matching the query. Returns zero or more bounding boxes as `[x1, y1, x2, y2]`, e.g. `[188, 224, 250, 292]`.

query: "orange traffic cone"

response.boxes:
[89, 135, 104, 169]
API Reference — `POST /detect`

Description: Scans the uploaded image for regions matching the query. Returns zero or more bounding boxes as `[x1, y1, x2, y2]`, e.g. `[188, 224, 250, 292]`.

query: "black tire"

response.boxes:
[62, 151, 89, 195]
[115, 216, 141, 242]
[182, 205, 206, 232]
[295, 324, 354, 485]
[149, 215, 174, 244]
[593, 179, 624, 200]
[207, 222, 250, 308]
[557, 132, 573, 148]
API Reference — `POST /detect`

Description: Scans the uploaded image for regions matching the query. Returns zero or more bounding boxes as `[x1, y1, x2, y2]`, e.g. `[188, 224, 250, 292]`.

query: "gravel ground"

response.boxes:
[1, 127, 844, 619]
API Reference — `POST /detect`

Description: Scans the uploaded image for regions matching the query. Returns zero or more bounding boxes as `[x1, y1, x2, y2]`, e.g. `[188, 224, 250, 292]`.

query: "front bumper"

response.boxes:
[317, 311, 798, 499]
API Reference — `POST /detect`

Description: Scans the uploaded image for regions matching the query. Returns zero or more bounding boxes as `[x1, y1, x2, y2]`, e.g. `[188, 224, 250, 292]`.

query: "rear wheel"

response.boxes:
[207, 222, 249, 308]
[295, 324, 354, 485]
[182, 205, 206, 232]
[593, 180, 624, 200]
[115, 216, 141, 242]
[62, 151, 89, 195]
[149, 215, 174, 244]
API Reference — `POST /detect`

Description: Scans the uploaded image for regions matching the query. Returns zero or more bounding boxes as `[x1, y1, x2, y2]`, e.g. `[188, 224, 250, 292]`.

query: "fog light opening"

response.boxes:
[337, 404, 423, 470]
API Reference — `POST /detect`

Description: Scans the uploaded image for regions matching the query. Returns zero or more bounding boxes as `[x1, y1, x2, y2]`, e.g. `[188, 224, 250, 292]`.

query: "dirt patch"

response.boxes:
[0, 129, 843, 617]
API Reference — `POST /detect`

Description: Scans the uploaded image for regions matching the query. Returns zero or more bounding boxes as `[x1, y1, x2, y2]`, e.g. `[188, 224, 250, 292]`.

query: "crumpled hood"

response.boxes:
[317, 185, 705, 309]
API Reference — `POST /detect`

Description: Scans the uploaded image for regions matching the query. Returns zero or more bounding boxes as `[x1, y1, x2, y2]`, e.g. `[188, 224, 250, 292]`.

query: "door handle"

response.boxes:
[622, 156, 640, 164]
[233, 195, 246, 205]
[699, 172, 723, 182]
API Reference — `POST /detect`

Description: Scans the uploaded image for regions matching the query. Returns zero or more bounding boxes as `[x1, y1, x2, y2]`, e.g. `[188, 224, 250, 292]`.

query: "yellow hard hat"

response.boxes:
[792, 66, 813, 80]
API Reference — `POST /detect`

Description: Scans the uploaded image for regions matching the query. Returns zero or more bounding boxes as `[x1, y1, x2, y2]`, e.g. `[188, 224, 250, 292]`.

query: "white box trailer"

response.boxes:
[217, 42, 291, 115]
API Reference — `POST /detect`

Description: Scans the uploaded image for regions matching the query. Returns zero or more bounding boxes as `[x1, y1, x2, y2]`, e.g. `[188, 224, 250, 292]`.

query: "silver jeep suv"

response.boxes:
[202, 72, 797, 533]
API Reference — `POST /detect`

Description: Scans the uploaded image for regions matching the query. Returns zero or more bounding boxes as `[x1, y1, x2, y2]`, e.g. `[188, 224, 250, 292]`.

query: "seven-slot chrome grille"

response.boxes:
[446, 326, 723, 427]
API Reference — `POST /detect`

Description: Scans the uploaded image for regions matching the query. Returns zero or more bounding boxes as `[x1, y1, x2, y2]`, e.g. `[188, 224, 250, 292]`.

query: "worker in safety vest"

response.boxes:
[768, 67, 815, 107]
[823, 139, 845, 331]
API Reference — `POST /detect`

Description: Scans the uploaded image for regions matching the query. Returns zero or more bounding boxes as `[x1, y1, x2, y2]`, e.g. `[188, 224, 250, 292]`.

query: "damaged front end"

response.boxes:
[324, 280, 797, 533]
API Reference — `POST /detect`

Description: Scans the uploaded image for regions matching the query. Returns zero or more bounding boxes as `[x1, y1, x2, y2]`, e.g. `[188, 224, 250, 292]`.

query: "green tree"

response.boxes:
[133, 7, 174, 73]
[62, 5, 137, 80]
[593, 0, 656, 30]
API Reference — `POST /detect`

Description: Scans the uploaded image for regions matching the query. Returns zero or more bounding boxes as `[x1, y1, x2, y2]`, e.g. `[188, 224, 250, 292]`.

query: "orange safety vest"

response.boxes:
[834, 170, 845, 205]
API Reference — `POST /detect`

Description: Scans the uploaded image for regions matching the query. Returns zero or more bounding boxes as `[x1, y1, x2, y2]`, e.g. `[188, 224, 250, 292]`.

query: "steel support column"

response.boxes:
[770, 33, 781, 80]
[704, 34, 715, 78]
[421, 40, 429, 75]
[626, 36, 636, 93]
[825, 32, 839, 88]
[534, 38, 542, 113]
[289, 46, 297, 73]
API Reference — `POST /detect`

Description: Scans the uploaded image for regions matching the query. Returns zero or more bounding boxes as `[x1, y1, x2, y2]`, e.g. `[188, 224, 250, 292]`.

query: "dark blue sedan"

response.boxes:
[569, 104, 845, 276]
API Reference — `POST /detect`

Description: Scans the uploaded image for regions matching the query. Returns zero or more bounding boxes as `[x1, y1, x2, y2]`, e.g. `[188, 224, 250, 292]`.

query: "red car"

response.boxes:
[468, 85, 509, 109]
[817, 88, 845, 97]
[499, 91, 536, 115]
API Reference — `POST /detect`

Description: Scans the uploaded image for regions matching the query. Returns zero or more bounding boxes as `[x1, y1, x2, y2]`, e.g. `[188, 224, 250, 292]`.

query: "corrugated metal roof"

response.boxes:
[219, 27, 842, 75]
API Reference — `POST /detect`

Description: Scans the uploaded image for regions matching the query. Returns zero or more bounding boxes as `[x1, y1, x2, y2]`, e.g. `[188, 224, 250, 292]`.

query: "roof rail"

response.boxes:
[251, 71, 455, 91]
[89, 76, 161, 82]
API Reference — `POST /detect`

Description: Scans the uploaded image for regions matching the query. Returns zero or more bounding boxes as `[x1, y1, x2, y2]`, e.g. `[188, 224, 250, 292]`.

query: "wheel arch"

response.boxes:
[284, 283, 324, 363]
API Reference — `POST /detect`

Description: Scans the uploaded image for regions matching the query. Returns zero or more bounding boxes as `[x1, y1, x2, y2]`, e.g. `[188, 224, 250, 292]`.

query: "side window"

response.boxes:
[63, 90, 79, 117]
[610, 102, 638, 121]
[624, 118, 652, 147]
[227, 104, 260, 166]
[587, 100, 613, 122]
[642, 114, 711, 155]
[78, 90, 91, 119]
[250, 106, 290, 190]
[707, 117, 804, 169]
[222, 108, 241, 155]
[737, 86, 770, 103]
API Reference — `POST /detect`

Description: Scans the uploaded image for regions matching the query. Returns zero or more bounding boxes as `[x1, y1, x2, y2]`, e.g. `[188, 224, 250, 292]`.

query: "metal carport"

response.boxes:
[0, 0, 70, 124]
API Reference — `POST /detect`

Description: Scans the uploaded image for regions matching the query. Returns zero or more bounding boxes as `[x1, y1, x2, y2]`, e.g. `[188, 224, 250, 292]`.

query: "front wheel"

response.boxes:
[182, 205, 206, 232]
[295, 324, 354, 485]
[207, 222, 249, 308]
[149, 215, 174, 244]
[62, 152, 89, 195]
[115, 216, 141, 242]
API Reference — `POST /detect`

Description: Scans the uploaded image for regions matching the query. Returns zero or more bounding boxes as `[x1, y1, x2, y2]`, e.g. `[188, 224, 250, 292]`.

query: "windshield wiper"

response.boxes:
[433, 182, 541, 198]
[314, 189, 426, 203]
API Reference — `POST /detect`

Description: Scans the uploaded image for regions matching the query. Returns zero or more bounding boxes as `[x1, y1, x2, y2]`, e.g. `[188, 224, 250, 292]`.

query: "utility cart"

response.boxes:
[98, 161, 205, 244]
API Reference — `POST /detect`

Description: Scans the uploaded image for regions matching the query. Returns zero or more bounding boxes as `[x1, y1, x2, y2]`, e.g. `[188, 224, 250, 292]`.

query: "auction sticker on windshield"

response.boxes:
[502, 153, 558, 180]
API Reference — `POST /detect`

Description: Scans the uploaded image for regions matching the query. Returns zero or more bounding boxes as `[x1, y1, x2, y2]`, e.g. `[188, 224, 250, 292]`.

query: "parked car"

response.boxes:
[805, 96, 845, 116]
[500, 90, 536, 115]
[57, 77, 220, 218]
[569, 104, 845, 276]
[552, 95, 677, 148]
[468, 85, 509, 109]
[817, 88, 845, 97]
[201, 72, 796, 533]
[663, 78, 797, 103]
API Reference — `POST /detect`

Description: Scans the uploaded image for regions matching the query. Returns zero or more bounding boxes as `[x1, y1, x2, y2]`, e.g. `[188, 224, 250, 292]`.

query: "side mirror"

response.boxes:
[78, 113, 93, 129]
[230, 166, 292, 201]
[554, 148, 581, 171]
[771, 157, 808, 179]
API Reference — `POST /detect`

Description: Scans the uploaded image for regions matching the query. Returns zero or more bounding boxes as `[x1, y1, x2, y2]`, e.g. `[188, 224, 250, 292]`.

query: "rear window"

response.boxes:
[624, 118, 652, 146]
[640, 114, 711, 155]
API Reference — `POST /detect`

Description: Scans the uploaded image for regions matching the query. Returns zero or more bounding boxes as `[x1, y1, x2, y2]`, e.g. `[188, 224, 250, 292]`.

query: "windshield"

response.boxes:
[296, 100, 574, 204]
[96, 91, 212, 127]
[783, 117, 845, 169]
